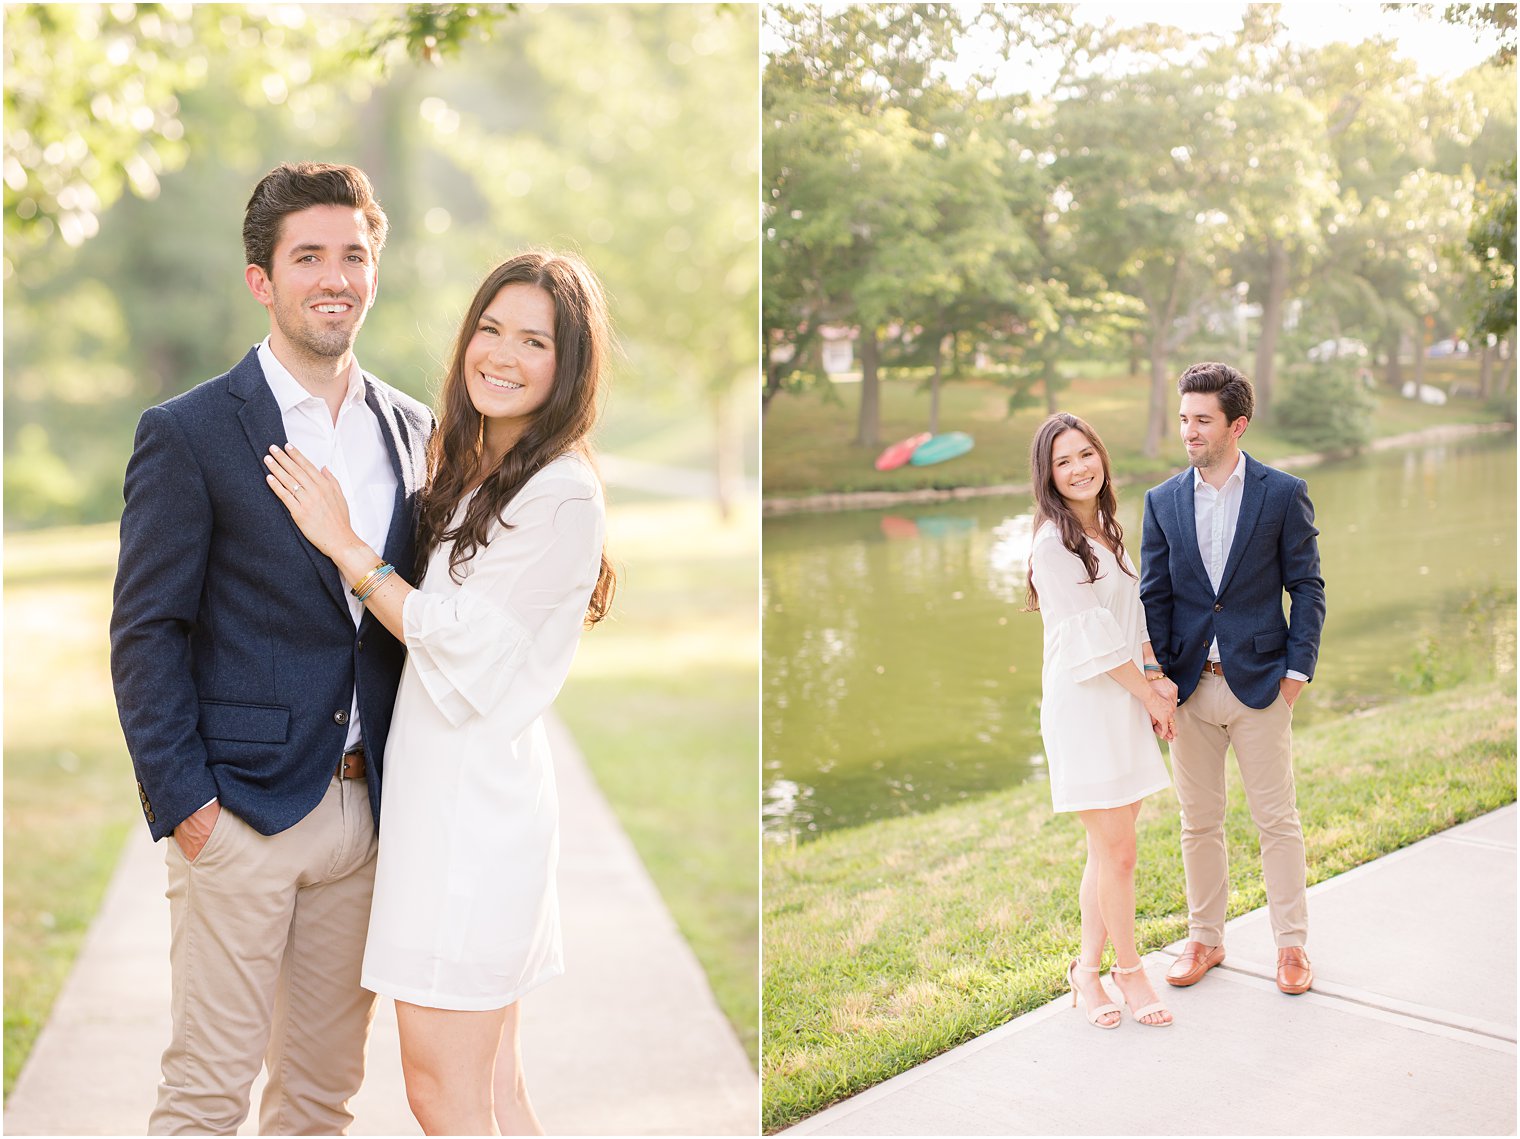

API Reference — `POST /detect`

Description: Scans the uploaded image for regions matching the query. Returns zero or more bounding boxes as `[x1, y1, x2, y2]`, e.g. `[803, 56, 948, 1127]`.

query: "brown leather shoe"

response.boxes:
[1165, 941, 1225, 987]
[1276, 946, 1313, 994]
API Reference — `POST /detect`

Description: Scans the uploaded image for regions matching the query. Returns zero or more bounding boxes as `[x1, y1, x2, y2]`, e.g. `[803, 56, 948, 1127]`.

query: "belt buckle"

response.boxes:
[339, 747, 363, 779]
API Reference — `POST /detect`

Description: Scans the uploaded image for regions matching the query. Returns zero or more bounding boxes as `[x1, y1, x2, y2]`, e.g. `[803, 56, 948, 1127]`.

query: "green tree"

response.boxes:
[1051, 42, 1236, 457]
[762, 4, 1064, 447]
[4, 4, 758, 526]
[416, 5, 758, 514]
[1468, 157, 1517, 393]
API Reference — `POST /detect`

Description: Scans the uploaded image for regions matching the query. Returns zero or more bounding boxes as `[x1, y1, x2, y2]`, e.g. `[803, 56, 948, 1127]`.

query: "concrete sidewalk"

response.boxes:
[786, 804, 1516, 1137]
[4, 716, 757, 1136]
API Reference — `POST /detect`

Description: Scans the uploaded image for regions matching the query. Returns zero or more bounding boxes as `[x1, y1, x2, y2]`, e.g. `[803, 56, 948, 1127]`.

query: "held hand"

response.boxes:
[1147, 674, 1179, 706]
[1144, 688, 1177, 742]
[1280, 676, 1306, 709]
[174, 800, 221, 862]
[264, 445, 357, 560]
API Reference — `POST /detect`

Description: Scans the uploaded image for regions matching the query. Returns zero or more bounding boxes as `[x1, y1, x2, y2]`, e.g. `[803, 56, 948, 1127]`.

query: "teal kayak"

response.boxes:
[909, 432, 974, 466]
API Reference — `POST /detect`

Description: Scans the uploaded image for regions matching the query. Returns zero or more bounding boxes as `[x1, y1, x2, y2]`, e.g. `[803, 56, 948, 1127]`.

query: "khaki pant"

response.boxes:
[150, 777, 378, 1136]
[1172, 673, 1308, 948]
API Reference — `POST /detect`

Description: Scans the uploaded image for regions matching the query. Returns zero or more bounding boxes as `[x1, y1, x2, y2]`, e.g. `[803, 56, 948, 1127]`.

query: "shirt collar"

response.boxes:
[257, 337, 367, 414]
[1192, 449, 1248, 492]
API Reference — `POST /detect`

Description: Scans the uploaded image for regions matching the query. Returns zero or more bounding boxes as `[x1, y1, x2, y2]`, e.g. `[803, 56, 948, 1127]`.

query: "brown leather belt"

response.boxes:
[1201, 661, 1225, 678]
[339, 745, 366, 780]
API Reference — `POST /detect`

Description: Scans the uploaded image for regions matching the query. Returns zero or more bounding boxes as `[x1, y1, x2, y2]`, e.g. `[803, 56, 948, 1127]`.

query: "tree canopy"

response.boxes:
[763, 3, 1517, 454]
[4, 3, 758, 526]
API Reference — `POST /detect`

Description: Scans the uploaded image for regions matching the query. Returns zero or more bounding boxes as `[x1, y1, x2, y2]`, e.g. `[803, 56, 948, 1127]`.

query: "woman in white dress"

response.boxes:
[1026, 412, 1177, 1029]
[266, 251, 616, 1133]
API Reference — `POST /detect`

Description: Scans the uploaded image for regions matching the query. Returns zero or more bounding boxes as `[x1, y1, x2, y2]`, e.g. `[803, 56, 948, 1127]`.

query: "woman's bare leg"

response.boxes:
[395, 1001, 508, 1135]
[1070, 827, 1118, 1023]
[1078, 803, 1171, 1025]
[1078, 828, 1110, 964]
[491, 1002, 543, 1136]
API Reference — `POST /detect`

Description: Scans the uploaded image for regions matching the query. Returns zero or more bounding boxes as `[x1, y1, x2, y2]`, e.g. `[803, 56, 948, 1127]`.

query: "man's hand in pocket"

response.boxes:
[174, 800, 221, 862]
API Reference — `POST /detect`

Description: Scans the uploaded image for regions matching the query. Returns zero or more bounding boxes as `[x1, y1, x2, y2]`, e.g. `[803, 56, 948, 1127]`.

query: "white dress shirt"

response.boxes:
[1193, 450, 1307, 682]
[259, 337, 399, 749]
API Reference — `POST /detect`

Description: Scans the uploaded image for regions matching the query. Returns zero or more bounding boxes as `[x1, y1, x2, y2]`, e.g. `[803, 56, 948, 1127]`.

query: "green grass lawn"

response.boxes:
[3, 504, 758, 1098]
[3, 526, 137, 1098]
[762, 359, 1507, 499]
[556, 497, 759, 1062]
[760, 677, 1517, 1132]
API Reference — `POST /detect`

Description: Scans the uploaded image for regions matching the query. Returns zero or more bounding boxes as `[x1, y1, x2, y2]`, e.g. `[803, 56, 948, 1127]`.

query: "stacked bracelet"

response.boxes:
[350, 562, 386, 598]
[1143, 663, 1166, 676]
[351, 562, 395, 603]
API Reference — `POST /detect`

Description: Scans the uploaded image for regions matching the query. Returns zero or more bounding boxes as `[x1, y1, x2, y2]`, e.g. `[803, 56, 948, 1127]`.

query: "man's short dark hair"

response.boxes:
[1178, 361, 1255, 423]
[242, 162, 388, 274]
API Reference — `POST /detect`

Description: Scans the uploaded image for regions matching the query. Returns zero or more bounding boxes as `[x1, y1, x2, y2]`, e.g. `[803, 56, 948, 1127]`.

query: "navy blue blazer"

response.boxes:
[1139, 453, 1326, 710]
[110, 347, 432, 841]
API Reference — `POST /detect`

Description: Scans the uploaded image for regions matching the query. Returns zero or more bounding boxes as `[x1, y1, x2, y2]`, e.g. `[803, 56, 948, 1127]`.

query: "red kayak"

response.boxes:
[874, 432, 933, 471]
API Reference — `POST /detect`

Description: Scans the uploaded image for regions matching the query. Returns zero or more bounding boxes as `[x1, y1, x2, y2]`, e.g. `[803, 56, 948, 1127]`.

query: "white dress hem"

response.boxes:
[1050, 773, 1172, 815]
[362, 963, 565, 1012]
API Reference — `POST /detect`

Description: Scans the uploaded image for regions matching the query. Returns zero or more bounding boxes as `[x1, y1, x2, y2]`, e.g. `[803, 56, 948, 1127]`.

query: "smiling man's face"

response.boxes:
[251, 204, 378, 364]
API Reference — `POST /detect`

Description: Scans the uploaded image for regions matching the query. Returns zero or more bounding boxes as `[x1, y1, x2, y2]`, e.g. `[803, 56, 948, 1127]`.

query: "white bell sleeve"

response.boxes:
[1030, 533, 1132, 682]
[402, 472, 604, 727]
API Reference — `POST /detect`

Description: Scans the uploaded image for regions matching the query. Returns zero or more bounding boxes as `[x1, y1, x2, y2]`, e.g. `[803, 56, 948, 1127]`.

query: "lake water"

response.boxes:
[762, 435, 1517, 841]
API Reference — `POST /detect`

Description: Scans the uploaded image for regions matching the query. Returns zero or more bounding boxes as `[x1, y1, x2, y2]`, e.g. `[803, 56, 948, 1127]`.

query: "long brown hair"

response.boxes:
[1024, 412, 1133, 611]
[417, 251, 616, 625]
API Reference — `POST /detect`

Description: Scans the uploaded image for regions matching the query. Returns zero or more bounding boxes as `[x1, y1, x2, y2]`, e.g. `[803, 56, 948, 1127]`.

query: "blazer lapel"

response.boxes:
[1216, 454, 1268, 598]
[229, 348, 351, 617]
[363, 377, 422, 568]
[1171, 470, 1212, 592]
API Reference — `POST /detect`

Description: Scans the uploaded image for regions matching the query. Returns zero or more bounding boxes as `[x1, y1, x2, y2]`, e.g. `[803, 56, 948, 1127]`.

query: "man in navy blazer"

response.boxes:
[110, 163, 430, 1134]
[1140, 362, 1326, 996]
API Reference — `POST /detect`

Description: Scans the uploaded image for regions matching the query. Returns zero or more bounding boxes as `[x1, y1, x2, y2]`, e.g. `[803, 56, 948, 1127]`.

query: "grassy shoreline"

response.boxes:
[760, 678, 1517, 1132]
[761, 362, 1509, 502]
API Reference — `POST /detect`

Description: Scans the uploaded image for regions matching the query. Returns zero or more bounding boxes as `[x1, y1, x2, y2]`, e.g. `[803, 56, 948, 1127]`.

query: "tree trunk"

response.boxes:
[1146, 337, 1170, 459]
[1412, 325, 1427, 388]
[1253, 237, 1288, 416]
[763, 357, 784, 419]
[1144, 259, 1188, 458]
[1384, 330, 1404, 391]
[1480, 341, 1494, 398]
[928, 334, 946, 435]
[1128, 332, 1143, 378]
[855, 328, 881, 448]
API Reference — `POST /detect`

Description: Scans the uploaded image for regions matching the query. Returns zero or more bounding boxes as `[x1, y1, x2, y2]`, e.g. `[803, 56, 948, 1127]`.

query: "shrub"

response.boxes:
[1273, 362, 1377, 453]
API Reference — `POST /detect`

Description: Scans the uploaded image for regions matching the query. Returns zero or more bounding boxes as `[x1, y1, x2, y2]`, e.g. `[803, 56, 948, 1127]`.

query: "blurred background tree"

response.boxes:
[762, 3, 1518, 459]
[3, 2, 758, 526]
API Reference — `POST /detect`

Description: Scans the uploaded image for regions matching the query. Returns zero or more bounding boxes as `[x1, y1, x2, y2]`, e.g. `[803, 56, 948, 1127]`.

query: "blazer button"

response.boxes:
[1213, 603, 1224, 612]
[334, 710, 350, 725]
[357, 639, 364, 651]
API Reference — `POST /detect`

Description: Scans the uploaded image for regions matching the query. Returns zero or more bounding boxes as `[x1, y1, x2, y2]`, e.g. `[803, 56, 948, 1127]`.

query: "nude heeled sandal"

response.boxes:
[1067, 959, 1122, 1029]
[1112, 961, 1173, 1026]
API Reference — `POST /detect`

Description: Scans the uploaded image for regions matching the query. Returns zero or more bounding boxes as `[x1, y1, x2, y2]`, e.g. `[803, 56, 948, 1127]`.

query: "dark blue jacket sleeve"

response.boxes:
[1281, 477, 1326, 680]
[109, 406, 220, 839]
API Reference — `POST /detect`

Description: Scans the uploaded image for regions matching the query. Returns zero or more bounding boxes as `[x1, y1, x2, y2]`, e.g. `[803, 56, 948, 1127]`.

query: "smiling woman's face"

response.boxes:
[1049, 427, 1103, 510]
[463, 282, 559, 444]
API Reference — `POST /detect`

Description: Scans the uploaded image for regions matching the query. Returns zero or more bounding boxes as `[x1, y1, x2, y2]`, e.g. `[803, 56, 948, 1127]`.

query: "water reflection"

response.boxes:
[764, 436, 1517, 842]
[986, 513, 1036, 605]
